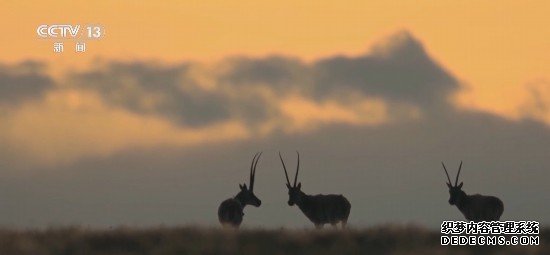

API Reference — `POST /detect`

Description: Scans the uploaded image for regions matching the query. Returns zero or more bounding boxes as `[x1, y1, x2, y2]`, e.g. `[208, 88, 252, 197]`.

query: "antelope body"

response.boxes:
[442, 161, 504, 222]
[218, 153, 262, 228]
[279, 152, 351, 229]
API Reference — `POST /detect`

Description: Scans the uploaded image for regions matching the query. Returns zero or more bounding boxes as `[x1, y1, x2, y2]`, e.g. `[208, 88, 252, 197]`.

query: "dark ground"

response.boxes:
[0, 225, 547, 255]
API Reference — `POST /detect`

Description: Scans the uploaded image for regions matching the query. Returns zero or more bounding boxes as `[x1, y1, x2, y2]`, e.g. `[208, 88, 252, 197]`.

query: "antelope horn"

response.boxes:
[441, 162, 452, 185]
[279, 152, 291, 186]
[250, 152, 262, 191]
[455, 161, 463, 186]
[293, 151, 300, 187]
[249, 152, 260, 191]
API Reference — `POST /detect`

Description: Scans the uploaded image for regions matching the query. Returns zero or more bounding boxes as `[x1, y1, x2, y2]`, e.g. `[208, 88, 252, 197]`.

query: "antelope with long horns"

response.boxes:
[218, 152, 262, 228]
[442, 161, 504, 222]
[279, 151, 351, 229]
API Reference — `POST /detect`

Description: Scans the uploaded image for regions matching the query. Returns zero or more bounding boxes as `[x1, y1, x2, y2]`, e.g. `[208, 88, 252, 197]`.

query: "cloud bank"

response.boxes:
[0, 61, 54, 106]
[3, 31, 449, 164]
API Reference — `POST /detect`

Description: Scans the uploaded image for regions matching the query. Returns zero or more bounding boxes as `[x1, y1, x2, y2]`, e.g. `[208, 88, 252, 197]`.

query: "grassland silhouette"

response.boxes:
[0, 225, 546, 255]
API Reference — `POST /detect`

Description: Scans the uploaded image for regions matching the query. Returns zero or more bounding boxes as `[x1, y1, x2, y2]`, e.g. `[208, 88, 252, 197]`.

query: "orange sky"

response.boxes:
[1, 0, 549, 119]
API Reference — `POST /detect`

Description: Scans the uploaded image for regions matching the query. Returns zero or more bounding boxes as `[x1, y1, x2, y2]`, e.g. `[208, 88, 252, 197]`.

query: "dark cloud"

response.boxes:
[312, 32, 458, 112]
[221, 56, 309, 91]
[70, 60, 292, 127]
[219, 32, 459, 111]
[67, 31, 457, 128]
[520, 80, 550, 122]
[0, 61, 54, 106]
[70, 62, 230, 127]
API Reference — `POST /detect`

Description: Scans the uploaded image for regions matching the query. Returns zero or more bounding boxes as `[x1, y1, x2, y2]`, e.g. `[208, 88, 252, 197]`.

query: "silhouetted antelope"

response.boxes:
[442, 161, 504, 222]
[218, 152, 262, 228]
[279, 151, 351, 229]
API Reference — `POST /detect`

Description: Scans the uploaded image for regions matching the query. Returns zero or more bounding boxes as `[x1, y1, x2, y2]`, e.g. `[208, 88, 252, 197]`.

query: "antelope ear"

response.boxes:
[239, 184, 244, 190]
[446, 183, 452, 188]
[458, 182, 463, 189]
[242, 183, 248, 190]
[297, 182, 301, 189]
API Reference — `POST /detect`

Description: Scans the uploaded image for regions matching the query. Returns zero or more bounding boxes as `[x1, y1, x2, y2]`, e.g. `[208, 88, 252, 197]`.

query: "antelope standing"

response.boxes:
[279, 151, 351, 229]
[218, 152, 262, 228]
[442, 161, 504, 222]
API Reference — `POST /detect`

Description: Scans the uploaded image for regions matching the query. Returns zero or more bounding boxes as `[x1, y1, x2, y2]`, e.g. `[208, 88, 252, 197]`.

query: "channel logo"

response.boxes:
[37, 24, 103, 39]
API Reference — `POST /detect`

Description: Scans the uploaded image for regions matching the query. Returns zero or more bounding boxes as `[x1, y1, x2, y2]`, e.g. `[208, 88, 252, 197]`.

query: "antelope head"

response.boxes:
[236, 152, 262, 207]
[442, 161, 465, 205]
[279, 151, 303, 206]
